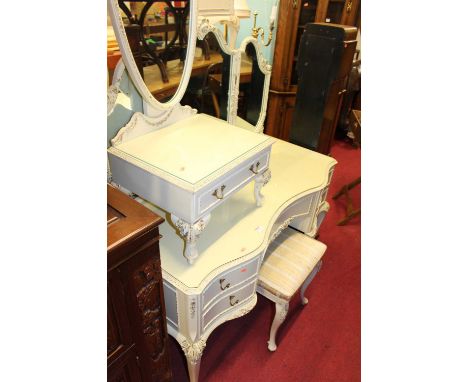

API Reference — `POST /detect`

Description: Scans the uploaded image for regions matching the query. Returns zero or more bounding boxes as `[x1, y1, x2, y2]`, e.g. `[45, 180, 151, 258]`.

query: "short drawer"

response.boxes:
[202, 257, 260, 310]
[202, 280, 256, 331]
[198, 150, 270, 216]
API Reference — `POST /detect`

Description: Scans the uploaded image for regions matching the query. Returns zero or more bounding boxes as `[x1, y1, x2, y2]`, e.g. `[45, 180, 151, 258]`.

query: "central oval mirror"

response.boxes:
[107, 0, 197, 109]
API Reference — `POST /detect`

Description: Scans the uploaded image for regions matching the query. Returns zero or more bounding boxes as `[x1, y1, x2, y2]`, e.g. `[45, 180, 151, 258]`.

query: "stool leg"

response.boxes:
[300, 260, 322, 305]
[268, 301, 288, 352]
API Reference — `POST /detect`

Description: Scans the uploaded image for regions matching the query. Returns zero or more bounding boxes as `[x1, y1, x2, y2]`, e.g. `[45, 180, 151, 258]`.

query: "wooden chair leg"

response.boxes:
[332, 176, 361, 200]
[300, 260, 322, 305]
[211, 91, 220, 119]
[333, 177, 361, 226]
[268, 301, 289, 352]
[337, 208, 361, 226]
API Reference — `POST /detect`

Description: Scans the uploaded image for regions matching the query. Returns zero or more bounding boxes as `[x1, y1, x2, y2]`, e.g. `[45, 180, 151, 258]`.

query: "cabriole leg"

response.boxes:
[180, 338, 206, 382]
[267, 301, 288, 351]
[300, 260, 322, 305]
[254, 169, 271, 207]
[187, 358, 201, 382]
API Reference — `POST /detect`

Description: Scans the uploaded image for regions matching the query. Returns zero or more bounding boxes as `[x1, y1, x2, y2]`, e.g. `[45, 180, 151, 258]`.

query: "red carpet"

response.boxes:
[169, 139, 361, 381]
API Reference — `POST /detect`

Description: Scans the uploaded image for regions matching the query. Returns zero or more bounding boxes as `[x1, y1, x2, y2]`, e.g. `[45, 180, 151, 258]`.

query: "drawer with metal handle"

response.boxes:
[202, 280, 257, 331]
[197, 149, 270, 216]
[202, 257, 260, 310]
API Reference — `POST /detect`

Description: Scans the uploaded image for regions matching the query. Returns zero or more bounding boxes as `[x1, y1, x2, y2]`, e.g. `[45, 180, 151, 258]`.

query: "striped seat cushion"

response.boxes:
[258, 227, 327, 300]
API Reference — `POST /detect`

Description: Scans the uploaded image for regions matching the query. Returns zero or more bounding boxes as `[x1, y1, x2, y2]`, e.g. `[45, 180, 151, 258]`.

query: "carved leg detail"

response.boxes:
[171, 214, 211, 264]
[300, 260, 322, 305]
[267, 301, 288, 352]
[254, 169, 271, 207]
[180, 338, 206, 382]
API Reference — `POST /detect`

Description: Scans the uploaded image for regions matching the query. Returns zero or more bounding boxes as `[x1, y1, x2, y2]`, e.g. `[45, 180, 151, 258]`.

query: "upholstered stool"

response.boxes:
[257, 227, 327, 351]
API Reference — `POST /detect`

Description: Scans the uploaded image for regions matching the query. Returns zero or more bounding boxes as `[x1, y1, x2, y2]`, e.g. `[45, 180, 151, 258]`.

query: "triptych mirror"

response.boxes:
[108, 0, 271, 132]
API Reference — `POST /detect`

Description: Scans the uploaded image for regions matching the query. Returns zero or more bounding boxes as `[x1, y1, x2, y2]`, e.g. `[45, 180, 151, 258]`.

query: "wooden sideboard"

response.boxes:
[107, 184, 172, 382]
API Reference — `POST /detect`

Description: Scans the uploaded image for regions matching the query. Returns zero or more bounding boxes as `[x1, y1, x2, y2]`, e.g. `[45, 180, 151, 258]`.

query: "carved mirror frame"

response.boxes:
[237, 37, 272, 133]
[107, 0, 198, 112]
[196, 18, 240, 124]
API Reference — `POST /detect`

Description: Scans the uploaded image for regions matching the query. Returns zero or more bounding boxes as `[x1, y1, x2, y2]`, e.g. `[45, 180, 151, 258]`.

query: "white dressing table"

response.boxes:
[107, 2, 336, 381]
[136, 139, 335, 381]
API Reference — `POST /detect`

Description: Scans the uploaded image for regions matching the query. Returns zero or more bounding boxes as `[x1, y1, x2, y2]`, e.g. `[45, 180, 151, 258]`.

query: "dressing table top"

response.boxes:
[111, 113, 273, 191]
[137, 138, 336, 289]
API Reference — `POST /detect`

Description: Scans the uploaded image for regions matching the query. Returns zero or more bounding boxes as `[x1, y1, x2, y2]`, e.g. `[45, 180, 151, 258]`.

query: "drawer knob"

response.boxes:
[249, 161, 261, 175]
[212, 185, 226, 199]
[229, 296, 239, 306]
[219, 278, 231, 290]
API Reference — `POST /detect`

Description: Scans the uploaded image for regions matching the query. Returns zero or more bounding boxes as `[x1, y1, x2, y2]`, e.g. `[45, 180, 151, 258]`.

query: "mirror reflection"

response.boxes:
[236, 43, 265, 127]
[119, 0, 190, 102]
[182, 32, 232, 120]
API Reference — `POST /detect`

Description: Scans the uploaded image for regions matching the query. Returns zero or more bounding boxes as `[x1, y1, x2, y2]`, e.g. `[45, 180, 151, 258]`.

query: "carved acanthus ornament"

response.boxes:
[171, 214, 212, 264]
[180, 338, 207, 365]
[270, 217, 294, 243]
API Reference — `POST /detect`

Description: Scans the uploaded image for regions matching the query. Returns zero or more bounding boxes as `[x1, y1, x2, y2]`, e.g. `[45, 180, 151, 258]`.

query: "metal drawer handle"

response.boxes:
[212, 185, 226, 199]
[229, 296, 239, 306]
[219, 278, 231, 291]
[249, 161, 261, 175]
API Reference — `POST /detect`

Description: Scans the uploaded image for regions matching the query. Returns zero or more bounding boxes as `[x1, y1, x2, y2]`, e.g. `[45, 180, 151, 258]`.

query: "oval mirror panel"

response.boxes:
[108, 0, 197, 108]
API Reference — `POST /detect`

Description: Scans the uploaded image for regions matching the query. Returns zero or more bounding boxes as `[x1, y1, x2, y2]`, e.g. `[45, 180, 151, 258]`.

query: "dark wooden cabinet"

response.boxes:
[107, 184, 173, 382]
[265, 0, 360, 144]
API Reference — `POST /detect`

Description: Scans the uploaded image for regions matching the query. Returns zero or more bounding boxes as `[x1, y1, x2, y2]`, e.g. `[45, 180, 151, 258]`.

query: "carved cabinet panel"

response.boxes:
[108, 184, 173, 382]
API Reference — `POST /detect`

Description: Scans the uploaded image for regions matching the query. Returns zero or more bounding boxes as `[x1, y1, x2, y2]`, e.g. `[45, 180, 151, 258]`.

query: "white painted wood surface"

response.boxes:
[110, 114, 272, 186]
[108, 113, 274, 263]
[135, 138, 336, 382]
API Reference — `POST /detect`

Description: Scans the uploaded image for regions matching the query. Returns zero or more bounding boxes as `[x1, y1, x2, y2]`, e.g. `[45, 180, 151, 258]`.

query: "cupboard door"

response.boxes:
[108, 269, 143, 382]
[121, 241, 173, 382]
[340, 0, 360, 26]
[325, 0, 346, 23]
[108, 348, 142, 382]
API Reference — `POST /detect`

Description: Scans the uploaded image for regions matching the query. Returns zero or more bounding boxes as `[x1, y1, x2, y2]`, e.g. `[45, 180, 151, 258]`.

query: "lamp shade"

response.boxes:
[234, 0, 251, 18]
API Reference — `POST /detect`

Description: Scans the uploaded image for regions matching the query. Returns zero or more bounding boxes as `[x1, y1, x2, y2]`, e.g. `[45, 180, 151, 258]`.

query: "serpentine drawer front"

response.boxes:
[198, 149, 270, 216]
[202, 280, 257, 331]
[269, 193, 315, 239]
[202, 257, 260, 310]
